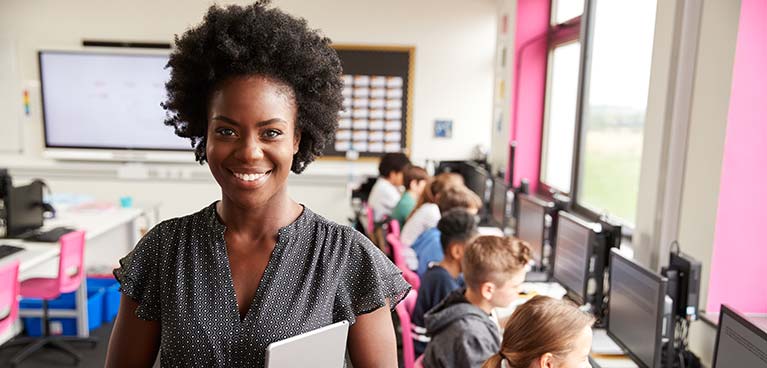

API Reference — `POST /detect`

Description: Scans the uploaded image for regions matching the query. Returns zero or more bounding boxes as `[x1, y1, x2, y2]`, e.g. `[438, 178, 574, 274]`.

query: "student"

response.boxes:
[422, 236, 530, 368]
[412, 186, 483, 276]
[412, 208, 479, 357]
[105, 3, 409, 367]
[400, 172, 464, 247]
[390, 165, 429, 225]
[482, 296, 595, 368]
[367, 152, 411, 221]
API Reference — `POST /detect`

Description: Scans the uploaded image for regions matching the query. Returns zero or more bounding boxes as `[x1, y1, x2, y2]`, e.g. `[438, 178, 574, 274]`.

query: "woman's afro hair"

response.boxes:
[162, 1, 343, 173]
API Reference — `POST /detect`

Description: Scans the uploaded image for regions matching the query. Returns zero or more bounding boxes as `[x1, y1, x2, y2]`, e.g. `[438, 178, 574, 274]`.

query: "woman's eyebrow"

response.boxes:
[212, 115, 288, 127]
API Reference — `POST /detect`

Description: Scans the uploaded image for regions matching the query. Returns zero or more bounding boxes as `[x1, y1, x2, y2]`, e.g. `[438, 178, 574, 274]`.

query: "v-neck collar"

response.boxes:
[207, 202, 310, 324]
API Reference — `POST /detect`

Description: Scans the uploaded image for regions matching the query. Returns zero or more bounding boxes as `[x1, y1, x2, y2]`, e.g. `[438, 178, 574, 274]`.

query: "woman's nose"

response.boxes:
[237, 138, 265, 161]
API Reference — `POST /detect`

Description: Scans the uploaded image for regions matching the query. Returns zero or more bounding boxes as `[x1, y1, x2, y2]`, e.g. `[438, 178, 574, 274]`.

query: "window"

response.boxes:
[539, 1, 582, 193]
[540, 42, 581, 193]
[576, 0, 657, 224]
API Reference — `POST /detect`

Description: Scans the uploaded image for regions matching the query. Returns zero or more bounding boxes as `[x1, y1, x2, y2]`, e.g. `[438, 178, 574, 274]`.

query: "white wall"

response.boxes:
[0, 0, 497, 221]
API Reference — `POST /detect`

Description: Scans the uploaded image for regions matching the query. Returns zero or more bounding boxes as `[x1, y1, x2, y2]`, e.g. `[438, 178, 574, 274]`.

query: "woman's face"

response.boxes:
[206, 76, 299, 209]
[553, 325, 593, 368]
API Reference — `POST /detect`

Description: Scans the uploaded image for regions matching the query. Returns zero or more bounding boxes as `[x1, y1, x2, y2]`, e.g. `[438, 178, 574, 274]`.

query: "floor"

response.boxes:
[0, 322, 113, 368]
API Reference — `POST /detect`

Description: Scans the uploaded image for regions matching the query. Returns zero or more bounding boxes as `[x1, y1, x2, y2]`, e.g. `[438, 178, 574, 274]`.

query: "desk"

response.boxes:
[0, 206, 149, 344]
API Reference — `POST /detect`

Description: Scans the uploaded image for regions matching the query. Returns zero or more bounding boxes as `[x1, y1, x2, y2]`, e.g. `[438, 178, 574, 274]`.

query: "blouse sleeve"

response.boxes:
[113, 223, 165, 321]
[334, 231, 411, 324]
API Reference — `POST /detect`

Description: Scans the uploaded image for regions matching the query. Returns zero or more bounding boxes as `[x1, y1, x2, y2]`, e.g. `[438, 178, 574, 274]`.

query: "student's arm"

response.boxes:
[454, 333, 498, 368]
[105, 297, 160, 368]
[347, 303, 398, 368]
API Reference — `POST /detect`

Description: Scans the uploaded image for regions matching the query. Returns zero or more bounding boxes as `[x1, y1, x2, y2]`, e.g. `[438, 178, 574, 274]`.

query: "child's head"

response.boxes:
[436, 208, 479, 265]
[483, 296, 595, 368]
[437, 186, 483, 214]
[462, 236, 530, 308]
[419, 172, 464, 206]
[403, 165, 429, 196]
[378, 153, 411, 186]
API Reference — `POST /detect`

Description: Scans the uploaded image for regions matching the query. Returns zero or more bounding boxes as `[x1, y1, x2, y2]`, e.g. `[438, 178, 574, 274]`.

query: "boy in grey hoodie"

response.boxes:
[421, 236, 530, 368]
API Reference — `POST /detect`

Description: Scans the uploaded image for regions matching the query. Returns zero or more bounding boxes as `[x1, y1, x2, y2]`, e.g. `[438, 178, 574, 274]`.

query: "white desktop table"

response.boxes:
[0, 206, 148, 344]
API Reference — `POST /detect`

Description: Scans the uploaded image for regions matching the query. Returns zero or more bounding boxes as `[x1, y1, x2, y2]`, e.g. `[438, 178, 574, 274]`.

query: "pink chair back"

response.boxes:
[403, 288, 418, 317]
[388, 219, 401, 238]
[57, 230, 86, 294]
[0, 260, 20, 334]
[365, 205, 375, 236]
[396, 298, 416, 368]
[387, 233, 421, 290]
[414, 354, 424, 368]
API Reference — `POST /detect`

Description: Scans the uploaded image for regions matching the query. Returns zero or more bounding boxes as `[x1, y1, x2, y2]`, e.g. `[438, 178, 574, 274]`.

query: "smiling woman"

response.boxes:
[104, 2, 410, 367]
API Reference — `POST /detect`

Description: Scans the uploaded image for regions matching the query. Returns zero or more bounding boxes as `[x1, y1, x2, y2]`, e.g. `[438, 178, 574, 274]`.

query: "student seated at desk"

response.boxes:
[422, 236, 530, 368]
[412, 186, 482, 276]
[483, 295, 594, 368]
[367, 152, 411, 222]
[412, 208, 479, 357]
[390, 165, 429, 225]
[400, 172, 464, 248]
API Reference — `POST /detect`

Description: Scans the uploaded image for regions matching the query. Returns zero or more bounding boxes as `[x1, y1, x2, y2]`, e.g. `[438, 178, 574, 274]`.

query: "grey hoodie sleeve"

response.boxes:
[453, 333, 499, 368]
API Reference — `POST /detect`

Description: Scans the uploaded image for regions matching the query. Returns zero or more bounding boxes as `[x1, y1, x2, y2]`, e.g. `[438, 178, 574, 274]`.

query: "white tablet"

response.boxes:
[265, 320, 350, 368]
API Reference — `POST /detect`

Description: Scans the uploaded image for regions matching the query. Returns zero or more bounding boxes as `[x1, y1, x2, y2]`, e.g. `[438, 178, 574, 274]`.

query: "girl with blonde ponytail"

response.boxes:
[482, 296, 595, 368]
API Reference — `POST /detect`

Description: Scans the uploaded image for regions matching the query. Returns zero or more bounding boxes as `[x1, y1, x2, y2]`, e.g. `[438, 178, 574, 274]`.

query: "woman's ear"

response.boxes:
[293, 129, 301, 154]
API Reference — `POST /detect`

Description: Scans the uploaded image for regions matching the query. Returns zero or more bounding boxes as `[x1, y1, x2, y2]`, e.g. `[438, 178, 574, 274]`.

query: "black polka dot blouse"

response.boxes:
[114, 202, 410, 367]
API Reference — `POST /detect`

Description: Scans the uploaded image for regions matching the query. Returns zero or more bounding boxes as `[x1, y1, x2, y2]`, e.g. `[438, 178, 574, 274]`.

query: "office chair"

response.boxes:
[6, 231, 97, 366]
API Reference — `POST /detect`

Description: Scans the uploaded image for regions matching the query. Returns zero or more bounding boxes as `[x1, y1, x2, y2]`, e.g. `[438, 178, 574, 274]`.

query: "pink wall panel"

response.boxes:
[706, 0, 767, 314]
[510, 0, 550, 192]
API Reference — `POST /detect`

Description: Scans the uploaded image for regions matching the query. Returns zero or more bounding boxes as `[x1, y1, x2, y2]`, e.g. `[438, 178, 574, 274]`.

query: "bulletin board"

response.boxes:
[322, 45, 414, 159]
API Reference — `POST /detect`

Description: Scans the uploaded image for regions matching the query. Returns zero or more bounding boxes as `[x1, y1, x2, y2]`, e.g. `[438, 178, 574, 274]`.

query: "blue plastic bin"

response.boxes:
[87, 277, 121, 323]
[20, 280, 105, 336]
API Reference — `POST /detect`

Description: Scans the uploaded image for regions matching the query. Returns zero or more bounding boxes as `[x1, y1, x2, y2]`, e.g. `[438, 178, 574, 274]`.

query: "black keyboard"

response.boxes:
[18, 226, 76, 243]
[0, 244, 24, 259]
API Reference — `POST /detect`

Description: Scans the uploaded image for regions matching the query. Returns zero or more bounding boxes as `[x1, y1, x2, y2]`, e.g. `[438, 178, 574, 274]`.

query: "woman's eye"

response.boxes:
[216, 128, 236, 136]
[264, 129, 282, 139]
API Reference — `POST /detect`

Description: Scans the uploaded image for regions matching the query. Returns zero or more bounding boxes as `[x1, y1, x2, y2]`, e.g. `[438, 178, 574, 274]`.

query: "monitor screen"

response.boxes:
[6, 181, 44, 237]
[516, 194, 547, 266]
[39, 50, 190, 151]
[490, 176, 507, 227]
[608, 249, 668, 368]
[713, 305, 767, 368]
[463, 163, 490, 204]
[552, 211, 593, 302]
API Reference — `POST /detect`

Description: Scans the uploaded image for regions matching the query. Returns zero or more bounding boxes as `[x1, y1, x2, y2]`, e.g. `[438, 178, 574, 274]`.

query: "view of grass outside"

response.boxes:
[579, 107, 643, 224]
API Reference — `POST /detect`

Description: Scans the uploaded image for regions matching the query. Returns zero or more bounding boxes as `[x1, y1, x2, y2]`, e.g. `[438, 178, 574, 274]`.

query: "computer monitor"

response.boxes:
[608, 249, 669, 368]
[662, 250, 702, 320]
[462, 162, 491, 206]
[552, 211, 594, 304]
[713, 304, 767, 368]
[490, 176, 508, 228]
[6, 181, 44, 237]
[516, 194, 549, 267]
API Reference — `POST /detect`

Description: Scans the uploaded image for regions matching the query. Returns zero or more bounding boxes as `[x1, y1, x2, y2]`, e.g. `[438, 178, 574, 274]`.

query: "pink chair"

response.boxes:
[396, 291, 416, 368]
[388, 219, 401, 239]
[365, 204, 375, 236]
[403, 288, 418, 318]
[387, 233, 421, 290]
[4, 230, 96, 366]
[414, 354, 425, 368]
[0, 260, 20, 338]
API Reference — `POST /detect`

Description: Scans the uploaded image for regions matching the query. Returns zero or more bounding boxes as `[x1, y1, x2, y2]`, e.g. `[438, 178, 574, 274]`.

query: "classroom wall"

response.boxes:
[706, 0, 767, 315]
[676, 0, 741, 365]
[0, 0, 497, 221]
